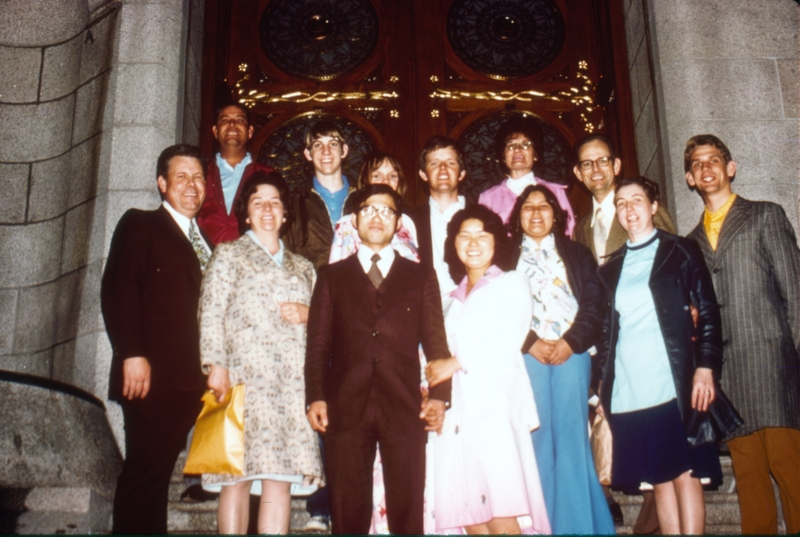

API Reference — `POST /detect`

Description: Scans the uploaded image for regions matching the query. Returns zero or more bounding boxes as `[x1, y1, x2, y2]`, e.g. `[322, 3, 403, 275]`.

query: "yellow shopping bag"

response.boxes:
[183, 384, 245, 475]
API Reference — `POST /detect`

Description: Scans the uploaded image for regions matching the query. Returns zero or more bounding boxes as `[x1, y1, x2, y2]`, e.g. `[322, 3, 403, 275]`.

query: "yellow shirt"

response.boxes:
[704, 194, 737, 250]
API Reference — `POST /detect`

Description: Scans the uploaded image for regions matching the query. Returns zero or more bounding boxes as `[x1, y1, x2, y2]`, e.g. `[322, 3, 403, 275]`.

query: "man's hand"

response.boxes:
[691, 367, 715, 412]
[530, 339, 554, 364]
[307, 401, 328, 433]
[122, 357, 151, 400]
[425, 356, 461, 387]
[548, 339, 574, 365]
[279, 302, 309, 325]
[420, 398, 446, 434]
[207, 364, 231, 403]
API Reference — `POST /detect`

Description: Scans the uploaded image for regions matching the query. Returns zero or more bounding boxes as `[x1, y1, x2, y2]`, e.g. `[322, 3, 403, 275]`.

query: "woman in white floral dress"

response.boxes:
[200, 171, 323, 534]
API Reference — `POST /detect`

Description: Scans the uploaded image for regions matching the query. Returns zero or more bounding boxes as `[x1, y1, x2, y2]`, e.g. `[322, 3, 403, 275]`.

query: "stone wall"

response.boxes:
[629, 0, 799, 234]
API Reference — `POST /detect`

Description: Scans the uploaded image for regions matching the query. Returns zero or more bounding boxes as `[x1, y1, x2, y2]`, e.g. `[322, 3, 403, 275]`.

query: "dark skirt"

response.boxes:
[607, 399, 722, 489]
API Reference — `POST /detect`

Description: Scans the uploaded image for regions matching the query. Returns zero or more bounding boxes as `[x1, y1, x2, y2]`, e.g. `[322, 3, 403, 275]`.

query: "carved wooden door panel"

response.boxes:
[200, 0, 634, 211]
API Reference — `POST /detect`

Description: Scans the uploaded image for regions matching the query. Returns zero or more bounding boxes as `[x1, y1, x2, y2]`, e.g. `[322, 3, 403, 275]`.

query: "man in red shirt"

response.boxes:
[197, 102, 274, 245]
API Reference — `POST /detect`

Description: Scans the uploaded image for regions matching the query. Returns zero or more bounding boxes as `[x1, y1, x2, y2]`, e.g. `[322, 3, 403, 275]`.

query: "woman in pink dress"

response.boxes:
[426, 204, 550, 535]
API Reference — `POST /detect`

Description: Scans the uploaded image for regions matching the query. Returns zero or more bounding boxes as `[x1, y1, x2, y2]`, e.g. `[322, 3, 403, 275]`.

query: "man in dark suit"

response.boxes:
[305, 184, 452, 535]
[408, 136, 467, 296]
[572, 134, 675, 265]
[685, 134, 800, 535]
[101, 144, 210, 533]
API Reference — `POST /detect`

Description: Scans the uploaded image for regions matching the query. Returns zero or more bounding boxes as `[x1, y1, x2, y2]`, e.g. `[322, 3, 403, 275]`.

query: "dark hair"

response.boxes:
[234, 171, 292, 235]
[418, 135, 465, 173]
[495, 116, 542, 174]
[304, 119, 347, 150]
[683, 134, 733, 173]
[357, 151, 407, 199]
[572, 133, 616, 164]
[444, 205, 510, 284]
[214, 101, 251, 125]
[615, 176, 660, 204]
[156, 144, 208, 191]
[349, 183, 404, 218]
[509, 185, 568, 252]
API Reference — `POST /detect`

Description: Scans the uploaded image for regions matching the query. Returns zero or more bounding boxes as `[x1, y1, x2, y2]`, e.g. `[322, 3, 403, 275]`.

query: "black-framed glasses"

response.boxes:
[505, 141, 533, 152]
[578, 156, 612, 170]
[358, 205, 397, 220]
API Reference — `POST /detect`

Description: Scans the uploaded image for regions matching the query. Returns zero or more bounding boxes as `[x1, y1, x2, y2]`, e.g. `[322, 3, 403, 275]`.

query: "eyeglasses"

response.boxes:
[578, 156, 612, 170]
[505, 141, 533, 152]
[358, 205, 397, 220]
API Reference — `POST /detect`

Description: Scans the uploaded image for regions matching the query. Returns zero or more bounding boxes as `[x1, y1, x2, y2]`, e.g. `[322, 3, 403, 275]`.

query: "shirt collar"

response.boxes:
[522, 233, 555, 252]
[505, 172, 537, 196]
[215, 152, 252, 173]
[245, 230, 284, 266]
[591, 189, 617, 227]
[162, 200, 193, 234]
[429, 195, 466, 218]
[450, 264, 503, 303]
[356, 243, 396, 276]
[626, 227, 659, 249]
[312, 175, 349, 197]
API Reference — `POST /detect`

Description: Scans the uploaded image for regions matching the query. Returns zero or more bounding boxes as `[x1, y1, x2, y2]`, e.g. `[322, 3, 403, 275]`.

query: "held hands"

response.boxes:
[425, 356, 461, 387]
[122, 357, 151, 400]
[691, 367, 716, 412]
[307, 401, 328, 433]
[420, 398, 446, 434]
[279, 302, 309, 325]
[207, 364, 231, 403]
[530, 338, 573, 365]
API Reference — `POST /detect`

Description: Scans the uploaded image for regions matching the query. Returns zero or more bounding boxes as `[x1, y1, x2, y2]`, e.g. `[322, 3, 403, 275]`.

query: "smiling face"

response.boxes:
[573, 139, 621, 202]
[245, 183, 285, 235]
[212, 105, 253, 152]
[685, 144, 736, 200]
[353, 193, 401, 252]
[503, 133, 537, 178]
[519, 190, 555, 244]
[304, 135, 349, 176]
[419, 146, 466, 195]
[615, 183, 658, 243]
[455, 218, 495, 274]
[157, 156, 206, 218]
[368, 159, 400, 191]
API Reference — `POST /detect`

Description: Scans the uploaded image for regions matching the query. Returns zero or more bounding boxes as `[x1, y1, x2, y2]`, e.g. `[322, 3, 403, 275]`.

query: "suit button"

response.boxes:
[377, 302, 382, 308]
[718, 301, 724, 307]
[683, 305, 689, 311]
[713, 267, 721, 273]
[722, 339, 729, 345]
[373, 357, 379, 363]
[372, 330, 379, 337]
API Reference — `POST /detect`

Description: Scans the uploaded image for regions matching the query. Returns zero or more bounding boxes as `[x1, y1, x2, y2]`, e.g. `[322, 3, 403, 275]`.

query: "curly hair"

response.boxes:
[508, 185, 567, 252]
[234, 171, 292, 235]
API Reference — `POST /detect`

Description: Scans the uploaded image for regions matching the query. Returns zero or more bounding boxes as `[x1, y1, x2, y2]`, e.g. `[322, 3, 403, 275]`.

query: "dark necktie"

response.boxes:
[368, 253, 383, 288]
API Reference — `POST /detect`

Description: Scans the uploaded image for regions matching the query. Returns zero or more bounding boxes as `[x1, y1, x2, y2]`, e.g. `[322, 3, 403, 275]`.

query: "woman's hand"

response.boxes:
[207, 364, 231, 403]
[425, 356, 461, 387]
[548, 339, 574, 365]
[691, 367, 716, 412]
[530, 339, 554, 364]
[279, 302, 309, 324]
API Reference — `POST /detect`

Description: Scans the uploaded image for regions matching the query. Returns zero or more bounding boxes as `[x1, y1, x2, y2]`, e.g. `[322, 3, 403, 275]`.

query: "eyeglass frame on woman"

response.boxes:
[358, 204, 397, 220]
[578, 156, 612, 170]
[505, 141, 534, 152]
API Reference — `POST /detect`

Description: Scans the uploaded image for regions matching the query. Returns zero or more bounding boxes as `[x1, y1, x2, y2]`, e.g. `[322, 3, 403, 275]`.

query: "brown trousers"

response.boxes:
[728, 427, 800, 534]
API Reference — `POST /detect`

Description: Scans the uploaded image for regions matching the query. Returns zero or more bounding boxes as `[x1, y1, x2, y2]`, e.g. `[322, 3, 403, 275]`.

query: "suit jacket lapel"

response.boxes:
[714, 196, 752, 259]
[690, 214, 716, 263]
[156, 206, 203, 287]
[415, 207, 433, 267]
[606, 218, 629, 256]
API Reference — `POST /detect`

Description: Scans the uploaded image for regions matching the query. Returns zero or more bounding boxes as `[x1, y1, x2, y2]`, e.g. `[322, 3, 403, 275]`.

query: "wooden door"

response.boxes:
[200, 0, 635, 214]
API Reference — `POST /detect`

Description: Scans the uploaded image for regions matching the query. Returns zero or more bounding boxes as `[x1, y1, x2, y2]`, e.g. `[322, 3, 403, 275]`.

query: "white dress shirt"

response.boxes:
[430, 195, 466, 295]
[591, 191, 616, 240]
[162, 201, 211, 255]
[356, 243, 395, 278]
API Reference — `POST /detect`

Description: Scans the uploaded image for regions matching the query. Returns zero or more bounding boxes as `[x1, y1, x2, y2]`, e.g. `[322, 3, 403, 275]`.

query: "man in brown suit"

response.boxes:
[572, 134, 675, 265]
[685, 134, 800, 535]
[305, 184, 451, 535]
[101, 144, 210, 533]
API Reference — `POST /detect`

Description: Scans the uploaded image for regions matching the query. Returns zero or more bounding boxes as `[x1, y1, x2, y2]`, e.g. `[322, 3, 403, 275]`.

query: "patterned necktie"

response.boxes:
[368, 253, 383, 288]
[189, 221, 210, 271]
[593, 207, 608, 264]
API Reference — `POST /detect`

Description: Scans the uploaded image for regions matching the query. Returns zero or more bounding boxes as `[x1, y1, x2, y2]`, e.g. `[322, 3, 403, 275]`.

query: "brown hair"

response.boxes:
[357, 152, 407, 199]
[683, 134, 732, 173]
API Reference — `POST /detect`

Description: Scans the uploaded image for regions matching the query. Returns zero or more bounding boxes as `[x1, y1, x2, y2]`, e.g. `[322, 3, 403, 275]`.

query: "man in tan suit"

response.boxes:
[572, 134, 674, 534]
[572, 134, 675, 265]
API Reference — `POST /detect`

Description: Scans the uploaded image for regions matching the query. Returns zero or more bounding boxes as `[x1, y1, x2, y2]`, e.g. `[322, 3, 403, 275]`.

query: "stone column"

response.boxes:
[632, 0, 799, 233]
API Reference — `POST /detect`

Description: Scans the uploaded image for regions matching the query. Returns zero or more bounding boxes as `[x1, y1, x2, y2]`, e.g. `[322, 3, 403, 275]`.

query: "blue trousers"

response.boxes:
[524, 352, 615, 534]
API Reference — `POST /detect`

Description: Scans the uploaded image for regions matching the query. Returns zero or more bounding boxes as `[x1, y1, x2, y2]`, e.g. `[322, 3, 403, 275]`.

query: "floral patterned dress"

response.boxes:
[198, 234, 324, 494]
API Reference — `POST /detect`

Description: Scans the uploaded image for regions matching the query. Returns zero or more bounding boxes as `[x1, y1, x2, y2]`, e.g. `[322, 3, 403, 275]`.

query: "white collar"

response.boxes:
[162, 200, 193, 235]
[591, 190, 616, 227]
[429, 195, 465, 218]
[505, 171, 537, 196]
[356, 243, 396, 277]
